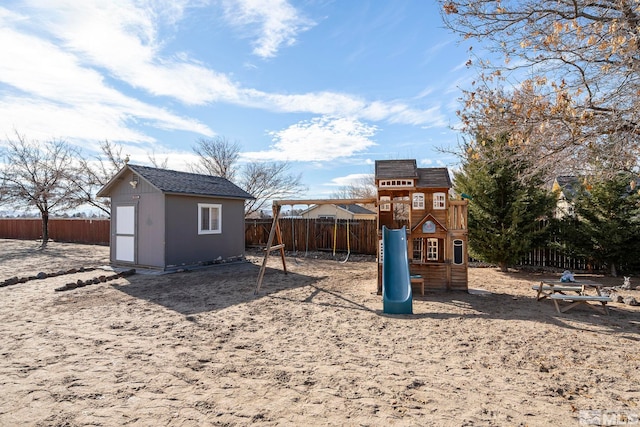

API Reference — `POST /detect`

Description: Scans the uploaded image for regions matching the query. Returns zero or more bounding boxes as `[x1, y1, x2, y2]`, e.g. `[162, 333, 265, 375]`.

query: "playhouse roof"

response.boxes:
[375, 160, 451, 188]
[97, 164, 255, 200]
[375, 159, 418, 179]
[416, 168, 452, 188]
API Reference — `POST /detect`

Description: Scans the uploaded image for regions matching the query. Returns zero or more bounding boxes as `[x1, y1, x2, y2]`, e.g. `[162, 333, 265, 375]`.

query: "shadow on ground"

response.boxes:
[111, 260, 323, 316]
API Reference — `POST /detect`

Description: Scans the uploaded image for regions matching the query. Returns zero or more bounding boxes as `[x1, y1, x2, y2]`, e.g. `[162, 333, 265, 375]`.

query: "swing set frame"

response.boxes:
[254, 198, 376, 294]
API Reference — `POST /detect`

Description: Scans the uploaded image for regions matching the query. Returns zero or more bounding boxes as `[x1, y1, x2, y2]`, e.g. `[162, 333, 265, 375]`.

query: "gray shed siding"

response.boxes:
[107, 170, 166, 268]
[164, 195, 246, 267]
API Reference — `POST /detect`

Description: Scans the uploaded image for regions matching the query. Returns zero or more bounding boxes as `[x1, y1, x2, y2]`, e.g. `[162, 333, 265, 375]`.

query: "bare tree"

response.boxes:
[71, 140, 128, 216]
[440, 0, 640, 178]
[190, 137, 240, 182]
[147, 150, 169, 169]
[190, 137, 307, 216]
[331, 175, 376, 199]
[330, 174, 377, 211]
[0, 134, 79, 247]
[240, 161, 306, 216]
[0, 174, 7, 205]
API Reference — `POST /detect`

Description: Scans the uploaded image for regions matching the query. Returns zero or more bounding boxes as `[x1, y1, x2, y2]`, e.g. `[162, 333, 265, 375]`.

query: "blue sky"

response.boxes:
[0, 0, 476, 198]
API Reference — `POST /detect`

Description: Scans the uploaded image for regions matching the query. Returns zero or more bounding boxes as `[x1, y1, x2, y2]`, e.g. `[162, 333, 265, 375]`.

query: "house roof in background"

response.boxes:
[97, 164, 254, 200]
[301, 203, 376, 216]
[554, 175, 581, 199]
[336, 204, 376, 215]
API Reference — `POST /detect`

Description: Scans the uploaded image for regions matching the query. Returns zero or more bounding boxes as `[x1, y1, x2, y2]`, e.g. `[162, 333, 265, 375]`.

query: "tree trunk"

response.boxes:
[499, 261, 509, 272]
[610, 262, 617, 277]
[40, 212, 49, 248]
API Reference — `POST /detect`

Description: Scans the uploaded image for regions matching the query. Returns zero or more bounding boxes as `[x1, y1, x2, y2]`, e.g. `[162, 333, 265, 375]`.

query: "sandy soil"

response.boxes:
[0, 238, 639, 426]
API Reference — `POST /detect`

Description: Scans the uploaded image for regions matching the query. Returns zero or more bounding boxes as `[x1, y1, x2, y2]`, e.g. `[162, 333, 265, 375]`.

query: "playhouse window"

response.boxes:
[198, 203, 222, 234]
[412, 238, 424, 261]
[379, 179, 414, 188]
[412, 193, 424, 210]
[379, 196, 391, 212]
[433, 192, 446, 210]
[426, 238, 439, 261]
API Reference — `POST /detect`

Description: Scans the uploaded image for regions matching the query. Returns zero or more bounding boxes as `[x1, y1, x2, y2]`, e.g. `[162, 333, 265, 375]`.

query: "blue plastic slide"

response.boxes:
[382, 226, 413, 314]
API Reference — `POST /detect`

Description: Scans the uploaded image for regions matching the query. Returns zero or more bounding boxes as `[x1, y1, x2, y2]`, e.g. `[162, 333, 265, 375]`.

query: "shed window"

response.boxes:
[198, 203, 221, 234]
[412, 193, 424, 210]
[433, 192, 446, 210]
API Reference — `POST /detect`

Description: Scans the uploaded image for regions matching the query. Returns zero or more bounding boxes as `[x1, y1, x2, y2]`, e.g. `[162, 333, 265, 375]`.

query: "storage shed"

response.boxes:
[97, 164, 254, 270]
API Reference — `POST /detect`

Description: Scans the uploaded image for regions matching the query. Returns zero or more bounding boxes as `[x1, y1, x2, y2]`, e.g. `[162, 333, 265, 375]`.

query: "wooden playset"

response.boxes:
[375, 159, 468, 294]
[254, 159, 469, 295]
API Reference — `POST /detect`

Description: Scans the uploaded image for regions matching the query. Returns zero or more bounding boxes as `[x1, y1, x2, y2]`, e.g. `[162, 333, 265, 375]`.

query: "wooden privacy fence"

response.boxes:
[0, 218, 606, 271]
[519, 246, 603, 271]
[245, 218, 379, 255]
[0, 218, 110, 245]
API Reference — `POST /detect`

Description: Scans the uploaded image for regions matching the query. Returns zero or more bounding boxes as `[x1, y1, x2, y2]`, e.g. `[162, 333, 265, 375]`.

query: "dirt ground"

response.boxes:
[0, 239, 638, 426]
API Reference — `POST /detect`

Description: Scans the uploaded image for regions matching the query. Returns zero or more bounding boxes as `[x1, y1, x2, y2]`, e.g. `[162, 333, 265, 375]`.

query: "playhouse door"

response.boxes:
[114, 205, 136, 263]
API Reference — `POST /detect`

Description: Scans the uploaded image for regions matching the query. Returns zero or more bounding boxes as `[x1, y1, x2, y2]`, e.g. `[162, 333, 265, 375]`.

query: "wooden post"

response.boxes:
[254, 204, 287, 295]
[275, 212, 287, 274]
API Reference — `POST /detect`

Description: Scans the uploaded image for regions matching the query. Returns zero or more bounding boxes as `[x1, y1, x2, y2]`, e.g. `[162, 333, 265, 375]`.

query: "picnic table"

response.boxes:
[532, 279, 612, 315]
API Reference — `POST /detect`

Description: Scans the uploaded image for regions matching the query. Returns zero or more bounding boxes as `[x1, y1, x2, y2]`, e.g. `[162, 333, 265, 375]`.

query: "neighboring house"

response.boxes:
[300, 204, 377, 220]
[97, 164, 254, 270]
[552, 175, 580, 218]
[552, 175, 640, 219]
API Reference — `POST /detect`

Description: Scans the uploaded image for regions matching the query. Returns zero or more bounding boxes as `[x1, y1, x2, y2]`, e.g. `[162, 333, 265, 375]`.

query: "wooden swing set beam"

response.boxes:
[273, 198, 377, 207]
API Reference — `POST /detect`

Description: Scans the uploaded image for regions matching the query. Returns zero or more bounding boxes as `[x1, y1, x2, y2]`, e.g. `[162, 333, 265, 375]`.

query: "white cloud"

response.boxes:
[19, 0, 241, 106]
[392, 105, 447, 128]
[0, 9, 213, 143]
[0, 1, 452, 155]
[326, 173, 373, 187]
[221, 0, 315, 58]
[0, 97, 153, 145]
[248, 90, 447, 127]
[120, 147, 202, 172]
[248, 90, 366, 116]
[242, 116, 377, 162]
[415, 87, 434, 99]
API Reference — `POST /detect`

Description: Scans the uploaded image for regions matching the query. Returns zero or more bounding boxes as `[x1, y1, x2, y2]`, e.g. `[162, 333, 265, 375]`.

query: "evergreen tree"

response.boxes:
[558, 174, 640, 276]
[454, 134, 556, 272]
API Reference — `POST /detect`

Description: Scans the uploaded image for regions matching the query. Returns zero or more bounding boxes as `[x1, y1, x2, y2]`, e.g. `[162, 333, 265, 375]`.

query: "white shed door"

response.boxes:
[115, 205, 135, 262]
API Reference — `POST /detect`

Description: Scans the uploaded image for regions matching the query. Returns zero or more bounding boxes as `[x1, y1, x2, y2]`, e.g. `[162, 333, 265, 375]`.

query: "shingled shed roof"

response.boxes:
[416, 168, 452, 188]
[97, 164, 254, 200]
[375, 159, 418, 179]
